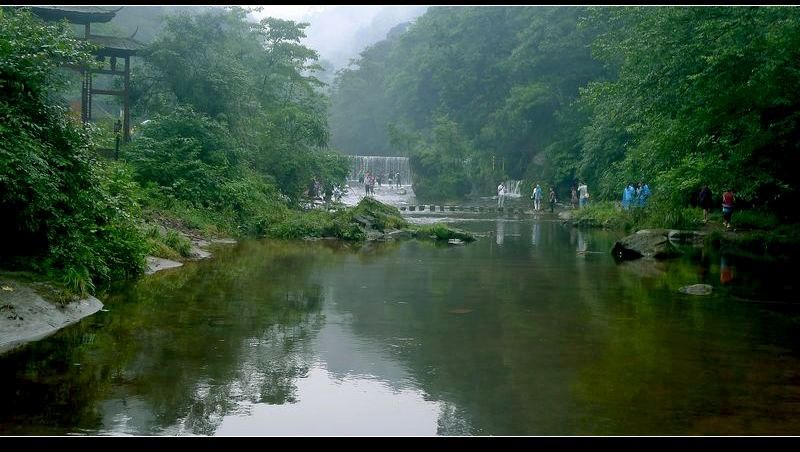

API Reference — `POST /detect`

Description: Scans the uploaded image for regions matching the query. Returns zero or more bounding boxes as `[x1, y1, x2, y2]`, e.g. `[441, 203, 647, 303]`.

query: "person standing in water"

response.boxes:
[533, 184, 543, 211]
[548, 187, 557, 212]
[497, 182, 506, 208]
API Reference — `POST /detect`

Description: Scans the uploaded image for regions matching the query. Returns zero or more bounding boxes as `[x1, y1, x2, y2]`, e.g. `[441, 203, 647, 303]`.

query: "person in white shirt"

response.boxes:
[497, 182, 506, 207]
[577, 182, 589, 208]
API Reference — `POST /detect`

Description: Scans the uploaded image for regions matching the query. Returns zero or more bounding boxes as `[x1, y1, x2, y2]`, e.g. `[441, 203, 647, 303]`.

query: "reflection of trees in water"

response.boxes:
[0, 240, 334, 435]
[321, 222, 754, 434]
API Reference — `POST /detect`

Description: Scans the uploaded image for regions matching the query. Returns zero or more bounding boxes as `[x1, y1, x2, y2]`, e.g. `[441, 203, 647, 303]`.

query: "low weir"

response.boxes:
[348, 155, 413, 186]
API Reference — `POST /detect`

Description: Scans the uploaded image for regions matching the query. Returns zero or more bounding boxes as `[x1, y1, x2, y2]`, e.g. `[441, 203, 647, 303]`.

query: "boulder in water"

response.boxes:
[679, 284, 713, 296]
[612, 229, 682, 260]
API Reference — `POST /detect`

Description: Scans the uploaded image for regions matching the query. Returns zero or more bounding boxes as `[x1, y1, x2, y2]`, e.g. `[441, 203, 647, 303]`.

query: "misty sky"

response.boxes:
[247, 5, 429, 69]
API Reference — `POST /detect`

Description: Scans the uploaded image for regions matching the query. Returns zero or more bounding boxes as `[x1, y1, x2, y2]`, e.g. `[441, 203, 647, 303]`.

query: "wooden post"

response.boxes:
[123, 56, 131, 142]
[81, 67, 88, 123]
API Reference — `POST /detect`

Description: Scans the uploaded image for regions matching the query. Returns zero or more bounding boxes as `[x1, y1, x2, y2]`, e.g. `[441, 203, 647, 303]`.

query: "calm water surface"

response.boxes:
[2, 214, 800, 435]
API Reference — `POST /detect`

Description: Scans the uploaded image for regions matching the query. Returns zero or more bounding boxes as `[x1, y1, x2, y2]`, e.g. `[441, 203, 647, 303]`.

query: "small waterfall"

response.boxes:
[505, 180, 522, 198]
[348, 155, 413, 187]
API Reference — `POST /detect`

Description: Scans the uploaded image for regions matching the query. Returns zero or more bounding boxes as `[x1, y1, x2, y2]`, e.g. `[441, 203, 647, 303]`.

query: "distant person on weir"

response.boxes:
[396, 171, 401, 188]
[532, 184, 543, 211]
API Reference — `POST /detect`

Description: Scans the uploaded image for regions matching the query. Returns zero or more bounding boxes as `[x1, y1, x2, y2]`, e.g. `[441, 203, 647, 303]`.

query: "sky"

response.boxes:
[245, 5, 429, 69]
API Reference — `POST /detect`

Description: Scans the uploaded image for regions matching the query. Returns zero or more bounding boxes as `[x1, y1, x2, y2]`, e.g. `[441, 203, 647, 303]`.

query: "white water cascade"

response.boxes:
[348, 155, 413, 187]
[504, 180, 522, 198]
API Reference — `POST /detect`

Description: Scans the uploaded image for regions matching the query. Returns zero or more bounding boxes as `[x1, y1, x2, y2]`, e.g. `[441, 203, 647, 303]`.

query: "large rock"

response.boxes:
[145, 256, 183, 275]
[612, 229, 682, 260]
[1, 279, 103, 355]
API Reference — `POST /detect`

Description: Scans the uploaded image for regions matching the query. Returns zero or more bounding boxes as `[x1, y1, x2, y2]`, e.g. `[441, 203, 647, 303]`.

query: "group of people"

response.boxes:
[306, 177, 345, 204]
[358, 170, 403, 197]
[698, 185, 736, 229]
[621, 182, 651, 209]
[495, 181, 557, 212]
[358, 170, 402, 195]
[529, 184, 557, 212]
[569, 182, 590, 209]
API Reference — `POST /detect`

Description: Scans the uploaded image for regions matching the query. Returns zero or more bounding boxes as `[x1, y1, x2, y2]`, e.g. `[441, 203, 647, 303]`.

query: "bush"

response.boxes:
[731, 209, 779, 230]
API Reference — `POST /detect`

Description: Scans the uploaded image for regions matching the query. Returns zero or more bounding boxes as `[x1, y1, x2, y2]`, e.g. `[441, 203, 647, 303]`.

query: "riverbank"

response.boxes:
[0, 228, 227, 356]
[560, 201, 800, 260]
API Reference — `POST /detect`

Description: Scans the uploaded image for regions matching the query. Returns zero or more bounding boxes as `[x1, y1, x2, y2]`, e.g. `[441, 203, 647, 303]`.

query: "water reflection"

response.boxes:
[720, 255, 734, 284]
[2, 221, 800, 435]
[496, 220, 505, 246]
[576, 229, 587, 254]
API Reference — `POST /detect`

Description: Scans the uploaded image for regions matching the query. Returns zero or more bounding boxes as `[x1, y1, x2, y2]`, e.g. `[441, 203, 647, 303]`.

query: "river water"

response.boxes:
[1, 212, 800, 435]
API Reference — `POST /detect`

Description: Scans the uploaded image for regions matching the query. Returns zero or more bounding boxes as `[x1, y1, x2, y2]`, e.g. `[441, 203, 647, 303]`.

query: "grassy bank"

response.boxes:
[569, 199, 800, 259]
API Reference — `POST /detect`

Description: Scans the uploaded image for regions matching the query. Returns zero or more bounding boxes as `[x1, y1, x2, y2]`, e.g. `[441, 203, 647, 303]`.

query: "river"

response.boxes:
[1, 211, 799, 435]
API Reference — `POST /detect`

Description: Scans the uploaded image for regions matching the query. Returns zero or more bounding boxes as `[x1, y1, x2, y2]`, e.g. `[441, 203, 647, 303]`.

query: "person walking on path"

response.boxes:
[622, 183, 635, 210]
[698, 185, 713, 223]
[571, 185, 579, 209]
[548, 187, 557, 213]
[497, 182, 506, 208]
[722, 189, 735, 229]
[637, 181, 651, 207]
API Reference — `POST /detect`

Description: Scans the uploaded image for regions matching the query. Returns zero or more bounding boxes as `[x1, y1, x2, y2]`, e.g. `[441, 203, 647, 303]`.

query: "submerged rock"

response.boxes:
[679, 284, 713, 296]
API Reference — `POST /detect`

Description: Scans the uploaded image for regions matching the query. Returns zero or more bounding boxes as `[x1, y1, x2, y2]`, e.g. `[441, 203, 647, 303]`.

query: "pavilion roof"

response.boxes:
[29, 5, 123, 24]
[88, 34, 145, 57]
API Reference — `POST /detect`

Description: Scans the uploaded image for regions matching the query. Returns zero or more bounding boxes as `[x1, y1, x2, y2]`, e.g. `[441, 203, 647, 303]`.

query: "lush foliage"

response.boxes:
[330, 6, 800, 218]
[330, 6, 608, 200]
[579, 6, 800, 211]
[131, 6, 346, 203]
[0, 8, 147, 292]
